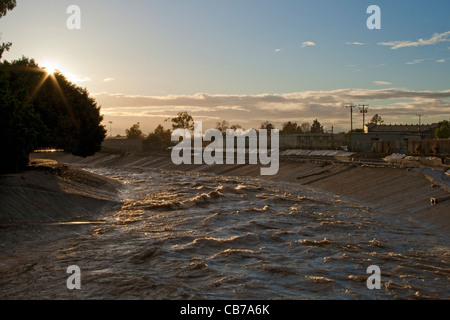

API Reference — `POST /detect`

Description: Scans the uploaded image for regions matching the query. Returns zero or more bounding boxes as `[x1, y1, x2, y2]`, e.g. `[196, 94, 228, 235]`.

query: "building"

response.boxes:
[279, 124, 443, 154]
[364, 123, 438, 138]
[350, 123, 440, 153]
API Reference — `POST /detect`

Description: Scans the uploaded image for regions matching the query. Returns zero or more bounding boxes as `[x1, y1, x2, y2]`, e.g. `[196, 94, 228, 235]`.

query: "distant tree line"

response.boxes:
[277, 119, 325, 134]
[124, 110, 450, 155]
[123, 112, 194, 151]
[213, 119, 324, 135]
[125, 115, 331, 151]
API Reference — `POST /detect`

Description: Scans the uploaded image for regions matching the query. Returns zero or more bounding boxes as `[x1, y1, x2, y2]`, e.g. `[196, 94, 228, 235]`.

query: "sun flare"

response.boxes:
[44, 66, 56, 75]
[41, 62, 89, 83]
[42, 62, 59, 75]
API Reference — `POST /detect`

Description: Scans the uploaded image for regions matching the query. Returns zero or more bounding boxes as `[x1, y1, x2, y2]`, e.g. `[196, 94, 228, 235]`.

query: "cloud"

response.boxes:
[274, 48, 282, 52]
[96, 89, 450, 131]
[436, 58, 446, 63]
[378, 30, 450, 50]
[346, 42, 365, 45]
[103, 78, 115, 82]
[66, 74, 91, 83]
[374, 81, 392, 86]
[301, 41, 316, 48]
[406, 59, 424, 65]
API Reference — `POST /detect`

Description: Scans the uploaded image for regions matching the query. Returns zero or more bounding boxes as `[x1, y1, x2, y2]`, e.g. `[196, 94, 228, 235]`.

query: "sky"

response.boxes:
[1, 0, 450, 135]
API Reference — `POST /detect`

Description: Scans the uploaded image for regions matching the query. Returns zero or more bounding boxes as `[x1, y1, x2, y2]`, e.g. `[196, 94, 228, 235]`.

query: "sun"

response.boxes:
[45, 66, 56, 75]
[40, 61, 88, 84]
[29, 61, 69, 108]
[42, 62, 59, 75]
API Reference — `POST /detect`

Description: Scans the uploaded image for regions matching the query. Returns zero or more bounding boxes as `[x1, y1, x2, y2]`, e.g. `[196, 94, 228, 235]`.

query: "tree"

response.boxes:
[0, 57, 106, 172]
[281, 121, 301, 134]
[126, 123, 144, 139]
[166, 111, 194, 131]
[0, 0, 16, 19]
[0, 71, 43, 173]
[1, 3, 105, 172]
[434, 120, 450, 139]
[216, 120, 229, 134]
[0, 42, 12, 59]
[145, 125, 172, 150]
[0, 0, 16, 59]
[300, 122, 311, 133]
[310, 119, 324, 134]
[259, 121, 275, 136]
[370, 114, 384, 125]
[260, 121, 275, 131]
[230, 124, 243, 130]
[11, 57, 106, 157]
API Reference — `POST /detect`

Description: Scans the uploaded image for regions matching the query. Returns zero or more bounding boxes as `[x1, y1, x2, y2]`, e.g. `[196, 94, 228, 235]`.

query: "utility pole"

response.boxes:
[416, 114, 424, 139]
[346, 104, 357, 150]
[346, 104, 357, 133]
[331, 125, 334, 149]
[359, 105, 369, 131]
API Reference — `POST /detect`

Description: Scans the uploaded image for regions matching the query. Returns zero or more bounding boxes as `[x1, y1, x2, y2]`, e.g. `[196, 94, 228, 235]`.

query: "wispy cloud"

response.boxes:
[346, 42, 365, 46]
[66, 74, 91, 83]
[301, 41, 316, 48]
[436, 58, 446, 63]
[96, 89, 450, 130]
[274, 48, 282, 52]
[95, 89, 450, 109]
[378, 30, 450, 50]
[374, 81, 392, 85]
[103, 78, 115, 82]
[406, 59, 424, 65]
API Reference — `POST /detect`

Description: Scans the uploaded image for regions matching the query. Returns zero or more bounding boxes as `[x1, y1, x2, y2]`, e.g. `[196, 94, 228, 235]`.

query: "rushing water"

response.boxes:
[1, 166, 449, 299]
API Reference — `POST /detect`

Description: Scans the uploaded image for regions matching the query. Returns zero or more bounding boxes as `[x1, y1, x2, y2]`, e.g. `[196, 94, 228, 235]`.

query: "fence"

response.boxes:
[407, 139, 450, 155]
[101, 138, 143, 153]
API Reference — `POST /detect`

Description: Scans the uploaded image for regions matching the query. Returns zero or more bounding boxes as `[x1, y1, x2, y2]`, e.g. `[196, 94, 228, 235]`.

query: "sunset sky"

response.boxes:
[1, 0, 449, 135]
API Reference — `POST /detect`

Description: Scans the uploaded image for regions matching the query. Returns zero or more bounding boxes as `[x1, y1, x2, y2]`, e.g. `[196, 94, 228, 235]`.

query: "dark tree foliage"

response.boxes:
[0, 42, 12, 59]
[144, 125, 172, 150]
[0, 0, 16, 59]
[434, 120, 450, 139]
[260, 121, 275, 131]
[166, 111, 194, 131]
[300, 122, 311, 133]
[310, 119, 324, 134]
[215, 120, 229, 134]
[0, 0, 16, 19]
[281, 121, 301, 134]
[0, 57, 106, 173]
[370, 114, 384, 125]
[125, 123, 144, 139]
[0, 69, 43, 173]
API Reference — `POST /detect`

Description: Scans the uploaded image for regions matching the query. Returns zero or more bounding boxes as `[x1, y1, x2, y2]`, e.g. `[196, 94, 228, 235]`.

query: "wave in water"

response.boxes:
[0, 166, 448, 300]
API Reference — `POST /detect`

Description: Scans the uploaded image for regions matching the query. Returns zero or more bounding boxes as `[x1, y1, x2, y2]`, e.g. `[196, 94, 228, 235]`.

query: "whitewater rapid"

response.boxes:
[0, 166, 449, 299]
